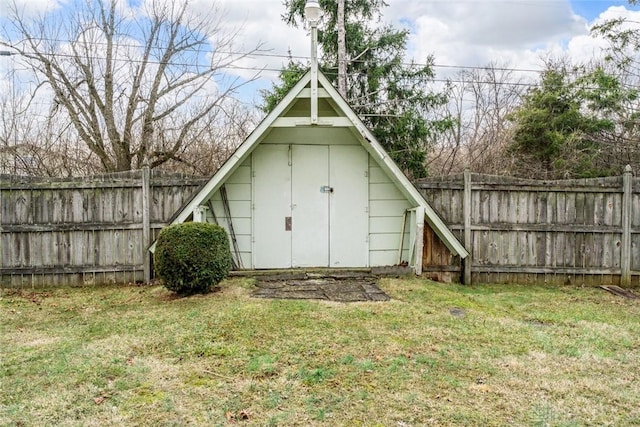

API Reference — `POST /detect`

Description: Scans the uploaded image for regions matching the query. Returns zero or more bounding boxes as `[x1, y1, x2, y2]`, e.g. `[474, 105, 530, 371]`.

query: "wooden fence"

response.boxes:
[0, 168, 207, 287]
[418, 167, 639, 286]
[3, 167, 640, 287]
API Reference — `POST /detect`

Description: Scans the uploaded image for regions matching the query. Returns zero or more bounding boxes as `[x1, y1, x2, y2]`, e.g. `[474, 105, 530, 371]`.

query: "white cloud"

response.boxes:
[389, 1, 587, 72]
[0, 0, 64, 18]
[208, 0, 309, 80]
[189, 0, 611, 86]
[595, 4, 640, 22]
[127, 0, 309, 83]
[3, 0, 640, 104]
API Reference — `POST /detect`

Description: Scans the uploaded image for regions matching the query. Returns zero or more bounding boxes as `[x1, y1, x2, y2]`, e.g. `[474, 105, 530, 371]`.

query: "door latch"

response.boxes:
[320, 186, 334, 193]
[285, 216, 292, 231]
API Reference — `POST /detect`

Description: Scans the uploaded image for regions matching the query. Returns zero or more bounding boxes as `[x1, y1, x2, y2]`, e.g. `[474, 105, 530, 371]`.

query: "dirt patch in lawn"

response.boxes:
[251, 272, 390, 302]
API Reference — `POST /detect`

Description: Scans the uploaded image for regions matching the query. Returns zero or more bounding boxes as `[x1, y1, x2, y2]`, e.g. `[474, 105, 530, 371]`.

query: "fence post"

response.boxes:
[463, 168, 472, 285]
[142, 162, 151, 284]
[621, 165, 633, 287]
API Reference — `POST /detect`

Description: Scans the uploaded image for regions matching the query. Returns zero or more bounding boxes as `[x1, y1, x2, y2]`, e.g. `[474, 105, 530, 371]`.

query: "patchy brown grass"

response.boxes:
[1, 278, 639, 426]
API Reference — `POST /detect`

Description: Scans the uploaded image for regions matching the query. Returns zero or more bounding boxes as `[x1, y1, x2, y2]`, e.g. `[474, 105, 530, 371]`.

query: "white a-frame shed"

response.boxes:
[165, 70, 468, 274]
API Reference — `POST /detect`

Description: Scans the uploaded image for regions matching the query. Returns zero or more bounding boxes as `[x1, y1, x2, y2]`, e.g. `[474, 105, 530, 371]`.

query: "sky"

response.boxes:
[2, 0, 640, 106]
[208, 0, 640, 104]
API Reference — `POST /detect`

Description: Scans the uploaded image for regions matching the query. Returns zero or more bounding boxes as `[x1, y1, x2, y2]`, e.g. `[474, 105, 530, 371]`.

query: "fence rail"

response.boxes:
[1, 168, 207, 287]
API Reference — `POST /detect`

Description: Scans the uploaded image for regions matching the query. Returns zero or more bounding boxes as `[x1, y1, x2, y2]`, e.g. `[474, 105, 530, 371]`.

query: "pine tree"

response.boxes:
[261, 0, 451, 178]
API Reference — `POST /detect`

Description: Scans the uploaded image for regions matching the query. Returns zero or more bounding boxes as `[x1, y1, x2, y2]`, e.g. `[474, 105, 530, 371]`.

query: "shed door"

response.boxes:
[253, 145, 292, 268]
[329, 145, 369, 267]
[292, 145, 330, 267]
[253, 144, 368, 268]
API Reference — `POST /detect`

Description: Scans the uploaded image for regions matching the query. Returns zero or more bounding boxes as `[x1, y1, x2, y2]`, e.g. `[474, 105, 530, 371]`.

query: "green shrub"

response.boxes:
[154, 222, 232, 295]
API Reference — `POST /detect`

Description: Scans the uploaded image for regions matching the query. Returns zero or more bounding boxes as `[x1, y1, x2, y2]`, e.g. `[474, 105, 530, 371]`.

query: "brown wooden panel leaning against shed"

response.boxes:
[0, 169, 207, 288]
[417, 167, 639, 287]
[421, 223, 461, 283]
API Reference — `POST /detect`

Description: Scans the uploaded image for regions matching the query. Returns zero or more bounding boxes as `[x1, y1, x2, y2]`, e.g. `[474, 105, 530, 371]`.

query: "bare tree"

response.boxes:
[0, 83, 102, 176]
[428, 63, 525, 175]
[154, 100, 258, 176]
[2, 0, 262, 172]
[0, 82, 252, 177]
[462, 65, 523, 174]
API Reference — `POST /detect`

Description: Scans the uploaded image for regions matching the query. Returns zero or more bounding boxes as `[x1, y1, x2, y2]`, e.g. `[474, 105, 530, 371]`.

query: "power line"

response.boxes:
[5, 39, 638, 92]
[2, 44, 552, 90]
[0, 59, 618, 92]
[3, 36, 551, 75]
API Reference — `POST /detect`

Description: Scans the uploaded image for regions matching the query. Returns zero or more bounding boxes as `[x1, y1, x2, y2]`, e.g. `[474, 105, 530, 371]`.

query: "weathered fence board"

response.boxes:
[1, 169, 207, 287]
[418, 167, 639, 286]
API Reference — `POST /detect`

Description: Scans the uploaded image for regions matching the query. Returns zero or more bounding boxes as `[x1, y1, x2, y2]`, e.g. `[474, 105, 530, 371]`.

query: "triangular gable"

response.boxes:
[165, 70, 468, 259]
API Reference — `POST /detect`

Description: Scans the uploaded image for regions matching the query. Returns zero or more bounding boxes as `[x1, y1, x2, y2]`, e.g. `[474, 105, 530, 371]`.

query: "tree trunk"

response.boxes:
[337, 0, 347, 97]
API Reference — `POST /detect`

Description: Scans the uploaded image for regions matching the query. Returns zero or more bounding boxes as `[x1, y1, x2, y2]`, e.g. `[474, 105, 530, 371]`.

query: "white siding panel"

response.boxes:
[226, 164, 251, 184]
[209, 200, 251, 219]
[236, 252, 252, 269]
[227, 235, 251, 250]
[263, 128, 358, 145]
[370, 199, 411, 217]
[215, 217, 251, 235]
[370, 216, 405, 234]
[368, 158, 414, 267]
[370, 182, 405, 201]
[369, 166, 390, 184]
[211, 183, 251, 201]
[370, 233, 396, 251]
[370, 250, 409, 267]
[206, 158, 253, 268]
[370, 233, 410, 251]
[206, 198, 221, 221]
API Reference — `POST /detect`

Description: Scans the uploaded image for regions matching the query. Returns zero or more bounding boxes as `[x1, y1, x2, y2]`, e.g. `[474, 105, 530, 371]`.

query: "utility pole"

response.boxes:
[337, 0, 347, 98]
[305, 1, 322, 125]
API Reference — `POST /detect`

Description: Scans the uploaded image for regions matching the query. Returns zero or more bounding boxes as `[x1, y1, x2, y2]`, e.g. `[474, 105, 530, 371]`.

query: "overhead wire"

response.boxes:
[4, 32, 640, 95]
[3, 43, 549, 74]
[2, 34, 553, 73]
[0, 45, 554, 91]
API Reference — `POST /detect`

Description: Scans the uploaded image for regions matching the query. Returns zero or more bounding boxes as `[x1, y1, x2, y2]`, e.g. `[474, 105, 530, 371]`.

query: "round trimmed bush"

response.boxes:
[154, 222, 232, 295]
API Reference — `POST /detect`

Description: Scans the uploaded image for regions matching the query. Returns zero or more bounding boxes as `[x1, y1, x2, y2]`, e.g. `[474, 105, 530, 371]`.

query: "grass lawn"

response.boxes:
[1, 277, 639, 426]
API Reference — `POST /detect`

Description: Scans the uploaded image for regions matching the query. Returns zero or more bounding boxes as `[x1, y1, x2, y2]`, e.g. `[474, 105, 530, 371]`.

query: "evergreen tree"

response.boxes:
[262, 0, 450, 178]
[509, 63, 616, 178]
